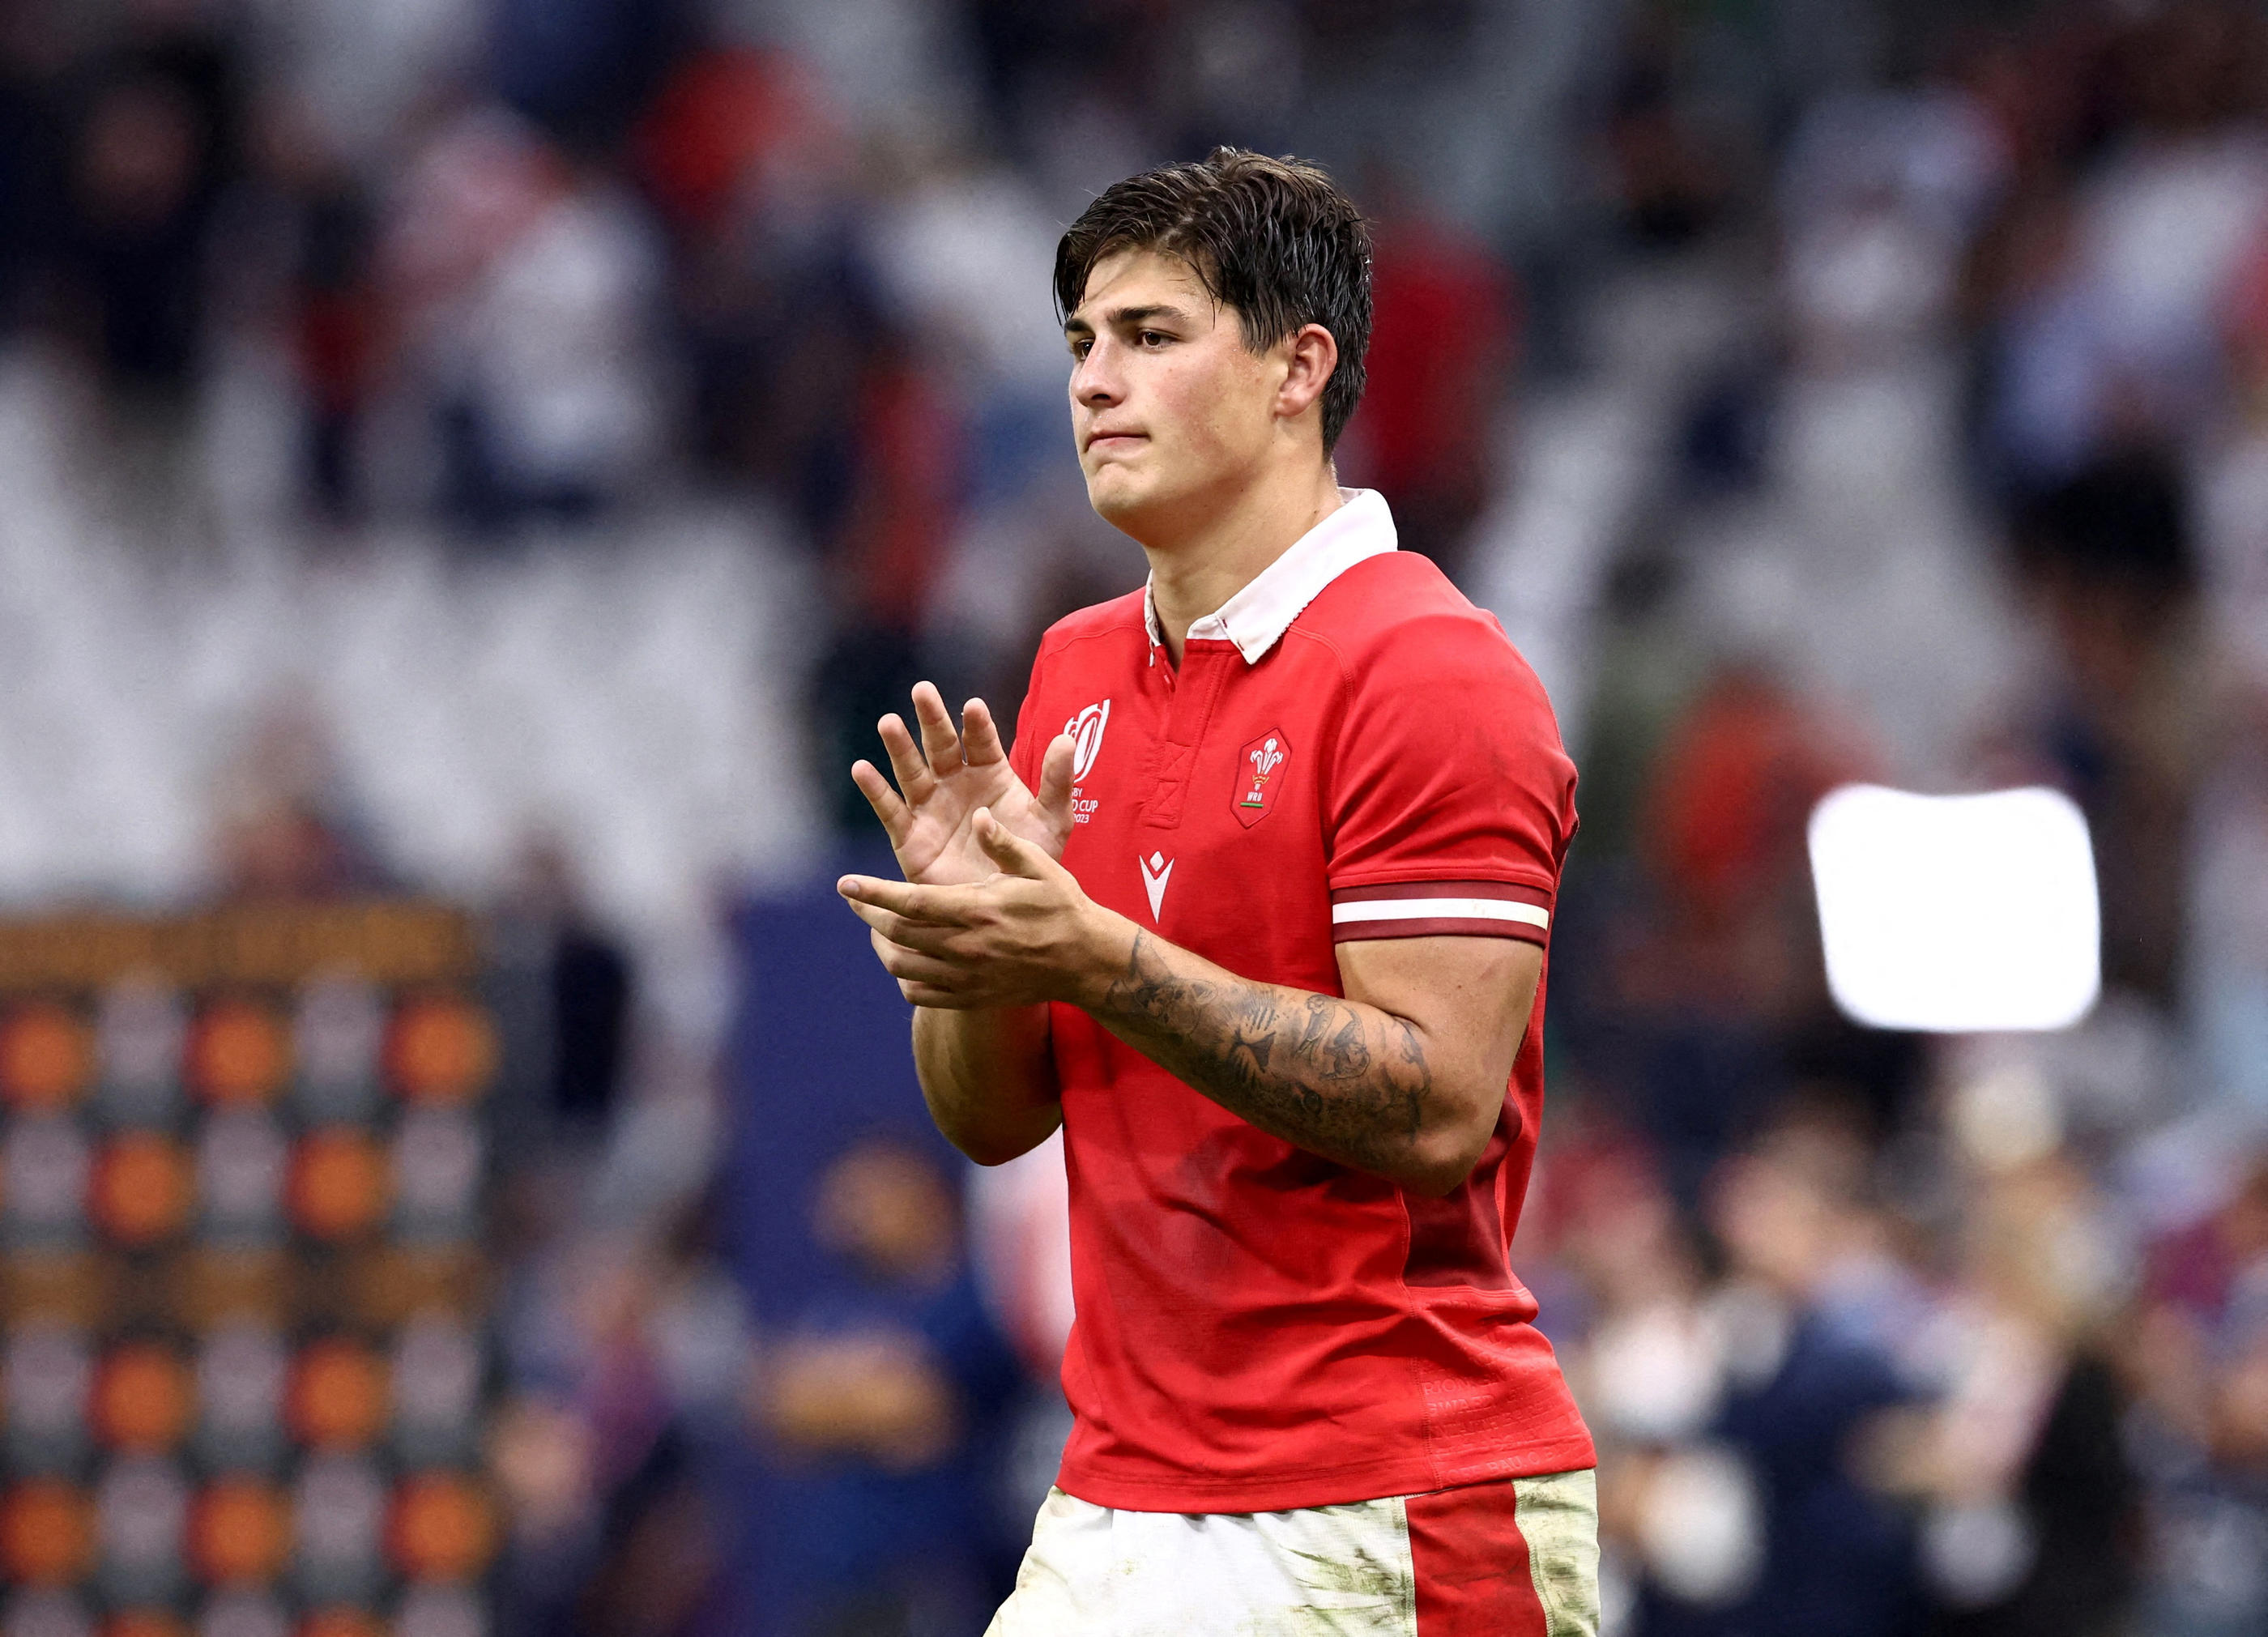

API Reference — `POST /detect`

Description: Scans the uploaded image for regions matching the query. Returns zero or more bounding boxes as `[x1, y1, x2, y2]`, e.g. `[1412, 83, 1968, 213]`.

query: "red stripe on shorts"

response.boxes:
[1405, 1477, 1548, 1636]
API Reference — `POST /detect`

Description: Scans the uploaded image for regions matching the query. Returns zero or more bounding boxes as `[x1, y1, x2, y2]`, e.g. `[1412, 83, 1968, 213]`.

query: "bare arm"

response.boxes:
[907, 1000, 1061, 1166]
[842, 816, 1543, 1195]
[846, 684, 1076, 1167]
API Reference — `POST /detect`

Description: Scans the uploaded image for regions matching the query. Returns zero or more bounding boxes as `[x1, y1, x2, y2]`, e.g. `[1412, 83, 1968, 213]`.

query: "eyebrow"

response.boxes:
[1063, 304, 1192, 338]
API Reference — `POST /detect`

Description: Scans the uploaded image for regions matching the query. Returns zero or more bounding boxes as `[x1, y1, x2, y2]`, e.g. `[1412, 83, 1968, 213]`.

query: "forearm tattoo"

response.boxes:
[1093, 930, 1436, 1178]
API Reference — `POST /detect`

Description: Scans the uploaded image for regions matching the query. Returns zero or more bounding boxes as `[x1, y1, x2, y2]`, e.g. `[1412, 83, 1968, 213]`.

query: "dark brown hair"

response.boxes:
[1054, 147, 1373, 454]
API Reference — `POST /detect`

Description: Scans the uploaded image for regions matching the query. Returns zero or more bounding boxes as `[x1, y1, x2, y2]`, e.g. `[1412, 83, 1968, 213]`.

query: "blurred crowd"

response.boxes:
[1528, 7, 2268, 1636]
[0, 0, 1566, 832]
[4, 0, 2268, 1634]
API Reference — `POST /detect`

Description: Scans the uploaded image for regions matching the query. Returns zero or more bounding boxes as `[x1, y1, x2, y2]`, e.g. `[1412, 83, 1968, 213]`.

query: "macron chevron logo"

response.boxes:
[1139, 851, 1174, 921]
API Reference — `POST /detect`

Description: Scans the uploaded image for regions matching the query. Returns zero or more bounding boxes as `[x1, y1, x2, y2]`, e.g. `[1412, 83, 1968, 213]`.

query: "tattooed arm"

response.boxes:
[1082, 925, 1541, 1196]
[839, 812, 1542, 1195]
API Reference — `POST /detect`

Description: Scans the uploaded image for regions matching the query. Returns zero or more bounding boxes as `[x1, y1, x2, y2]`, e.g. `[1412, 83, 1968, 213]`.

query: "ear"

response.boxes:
[1273, 323, 1340, 428]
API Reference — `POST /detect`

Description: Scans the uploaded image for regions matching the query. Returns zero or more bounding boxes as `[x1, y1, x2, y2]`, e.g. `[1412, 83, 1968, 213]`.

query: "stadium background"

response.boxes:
[0, 0, 2264, 1633]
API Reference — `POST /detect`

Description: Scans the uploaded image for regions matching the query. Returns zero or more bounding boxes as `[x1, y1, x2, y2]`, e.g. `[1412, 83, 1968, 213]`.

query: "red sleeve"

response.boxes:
[1323, 615, 1575, 946]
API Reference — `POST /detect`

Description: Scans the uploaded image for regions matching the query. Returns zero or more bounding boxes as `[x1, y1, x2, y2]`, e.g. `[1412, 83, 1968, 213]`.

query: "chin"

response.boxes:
[1084, 467, 1152, 527]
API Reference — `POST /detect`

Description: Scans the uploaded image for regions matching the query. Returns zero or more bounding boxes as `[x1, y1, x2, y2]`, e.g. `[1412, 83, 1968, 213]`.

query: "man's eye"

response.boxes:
[1069, 339, 1091, 360]
[1138, 330, 1170, 347]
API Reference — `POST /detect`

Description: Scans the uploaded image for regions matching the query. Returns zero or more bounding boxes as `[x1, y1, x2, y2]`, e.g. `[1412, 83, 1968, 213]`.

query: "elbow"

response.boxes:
[935, 1105, 1062, 1168]
[956, 1134, 1036, 1168]
[938, 1121, 1026, 1167]
[1402, 1142, 1483, 1198]
[1401, 1093, 1516, 1197]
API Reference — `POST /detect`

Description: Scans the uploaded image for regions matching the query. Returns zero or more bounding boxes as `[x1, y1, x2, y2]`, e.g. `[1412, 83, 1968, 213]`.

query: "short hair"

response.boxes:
[1054, 147, 1373, 454]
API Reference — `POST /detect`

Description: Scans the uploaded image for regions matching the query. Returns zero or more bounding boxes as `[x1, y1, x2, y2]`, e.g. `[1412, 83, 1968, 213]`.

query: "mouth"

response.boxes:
[1083, 430, 1145, 456]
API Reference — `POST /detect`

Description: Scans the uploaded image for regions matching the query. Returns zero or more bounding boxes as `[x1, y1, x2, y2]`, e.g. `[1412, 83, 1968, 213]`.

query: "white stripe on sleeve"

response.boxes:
[1330, 898, 1550, 929]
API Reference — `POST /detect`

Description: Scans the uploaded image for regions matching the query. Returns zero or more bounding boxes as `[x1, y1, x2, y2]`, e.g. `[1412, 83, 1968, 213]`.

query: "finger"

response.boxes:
[876, 714, 934, 804]
[902, 983, 987, 1010]
[870, 927, 966, 970]
[870, 926, 963, 987]
[974, 808, 1054, 880]
[871, 937, 966, 988]
[961, 697, 1006, 766]
[910, 682, 963, 778]
[850, 760, 912, 848]
[846, 898, 966, 955]
[838, 874, 970, 923]
[1036, 733, 1076, 833]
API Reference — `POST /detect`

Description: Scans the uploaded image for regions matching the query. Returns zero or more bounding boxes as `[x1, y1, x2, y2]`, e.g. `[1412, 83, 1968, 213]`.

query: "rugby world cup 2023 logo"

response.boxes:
[1065, 701, 1109, 823]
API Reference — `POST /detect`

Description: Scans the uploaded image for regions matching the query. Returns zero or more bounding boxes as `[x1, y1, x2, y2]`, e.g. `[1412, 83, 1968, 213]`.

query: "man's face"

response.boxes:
[1064, 248, 1286, 536]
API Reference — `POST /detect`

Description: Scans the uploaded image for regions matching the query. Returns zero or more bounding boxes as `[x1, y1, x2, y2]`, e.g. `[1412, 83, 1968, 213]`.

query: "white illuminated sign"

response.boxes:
[1807, 784, 2100, 1033]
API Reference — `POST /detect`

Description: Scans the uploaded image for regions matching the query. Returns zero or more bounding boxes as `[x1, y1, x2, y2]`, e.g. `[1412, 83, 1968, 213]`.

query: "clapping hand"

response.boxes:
[850, 682, 1076, 887]
[844, 686, 1110, 1009]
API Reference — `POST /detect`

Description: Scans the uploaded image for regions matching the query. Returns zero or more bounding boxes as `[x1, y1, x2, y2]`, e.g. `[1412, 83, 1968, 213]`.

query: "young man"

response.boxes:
[837, 150, 1597, 1635]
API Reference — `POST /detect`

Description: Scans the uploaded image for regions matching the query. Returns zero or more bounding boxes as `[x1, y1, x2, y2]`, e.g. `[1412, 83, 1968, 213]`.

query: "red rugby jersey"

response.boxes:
[1009, 489, 1594, 1513]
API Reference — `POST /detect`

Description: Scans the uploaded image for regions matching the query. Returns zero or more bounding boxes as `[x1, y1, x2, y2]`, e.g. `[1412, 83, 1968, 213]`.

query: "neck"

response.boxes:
[1143, 459, 1345, 663]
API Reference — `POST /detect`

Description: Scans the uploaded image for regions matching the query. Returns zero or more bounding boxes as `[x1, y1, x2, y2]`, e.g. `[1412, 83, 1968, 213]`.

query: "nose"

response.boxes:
[1070, 337, 1122, 409]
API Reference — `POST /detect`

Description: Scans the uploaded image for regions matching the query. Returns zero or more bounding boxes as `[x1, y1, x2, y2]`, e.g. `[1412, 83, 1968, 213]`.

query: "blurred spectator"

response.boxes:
[1602, 23, 1740, 253]
[2133, 1154, 2268, 1636]
[53, 0, 245, 402]
[0, 2, 63, 340]
[1639, 666, 1855, 968]
[2187, 684, 2268, 1123]
[1780, 88, 2005, 377]
[757, 1138, 1024, 1637]
[1340, 178, 1519, 578]
[491, 837, 638, 1142]
[254, 98, 382, 523]
[208, 697, 387, 901]
[1972, 6, 2268, 490]
[493, 1200, 753, 1637]
[1547, 1114, 1908, 1635]
[633, 40, 862, 514]
[863, 151, 1063, 506]
[1877, 1134, 2138, 1637]
[808, 311, 970, 833]
[2010, 450, 2202, 1003]
[382, 106, 668, 532]
[490, 0, 689, 157]
[1624, 1115, 1921, 1637]
[964, 0, 1148, 166]
[1563, 666, 1901, 1204]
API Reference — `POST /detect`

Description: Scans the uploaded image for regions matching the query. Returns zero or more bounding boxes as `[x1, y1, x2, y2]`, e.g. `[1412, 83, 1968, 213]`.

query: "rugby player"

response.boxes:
[837, 148, 1597, 1635]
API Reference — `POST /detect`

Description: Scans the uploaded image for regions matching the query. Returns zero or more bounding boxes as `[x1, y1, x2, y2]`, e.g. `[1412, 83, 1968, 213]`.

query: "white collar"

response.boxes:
[1142, 488, 1398, 665]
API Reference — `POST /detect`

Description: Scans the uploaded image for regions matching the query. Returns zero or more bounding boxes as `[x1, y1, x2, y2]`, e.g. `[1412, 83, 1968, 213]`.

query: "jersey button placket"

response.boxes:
[1139, 643, 1233, 831]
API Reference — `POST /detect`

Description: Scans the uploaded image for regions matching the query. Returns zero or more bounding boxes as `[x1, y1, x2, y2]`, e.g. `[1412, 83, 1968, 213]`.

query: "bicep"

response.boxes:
[1336, 935, 1542, 1110]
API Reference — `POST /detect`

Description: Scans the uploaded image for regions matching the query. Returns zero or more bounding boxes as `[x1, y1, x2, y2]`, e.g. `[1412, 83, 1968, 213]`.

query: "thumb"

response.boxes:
[974, 807, 1054, 879]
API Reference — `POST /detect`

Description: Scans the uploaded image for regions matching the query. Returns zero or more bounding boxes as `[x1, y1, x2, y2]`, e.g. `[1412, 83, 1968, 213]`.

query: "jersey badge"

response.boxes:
[1065, 700, 1111, 824]
[1139, 850, 1174, 920]
[1233, 729, 1291, 828]
[1066, 701, 1111, 778]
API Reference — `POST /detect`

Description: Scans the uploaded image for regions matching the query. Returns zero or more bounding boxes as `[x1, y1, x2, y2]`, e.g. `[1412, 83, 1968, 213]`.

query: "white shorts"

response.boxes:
[985, 1468, 1599, 1637]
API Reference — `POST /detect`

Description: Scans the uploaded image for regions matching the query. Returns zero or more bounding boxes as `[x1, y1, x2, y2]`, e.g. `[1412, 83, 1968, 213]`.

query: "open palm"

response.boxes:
[851, 683, 1076, 887]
